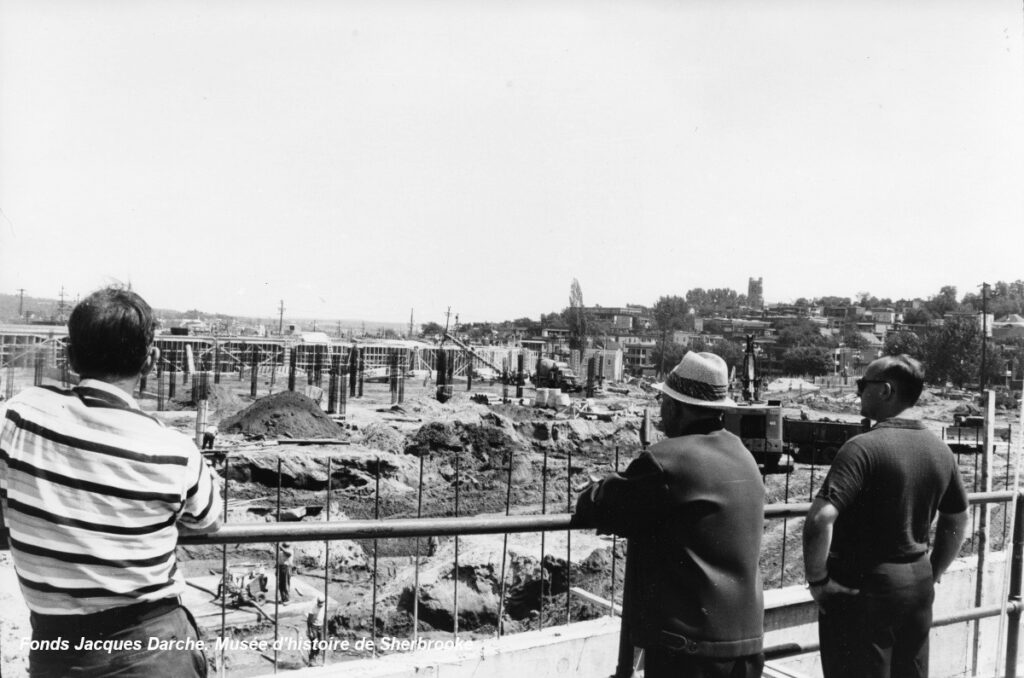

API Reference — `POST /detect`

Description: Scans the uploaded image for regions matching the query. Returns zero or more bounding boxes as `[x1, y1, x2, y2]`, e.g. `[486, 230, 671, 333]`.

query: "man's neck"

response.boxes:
[675, 417, 724, 437]
[80, 375, 140, 398]
[872, 403, 913, 422]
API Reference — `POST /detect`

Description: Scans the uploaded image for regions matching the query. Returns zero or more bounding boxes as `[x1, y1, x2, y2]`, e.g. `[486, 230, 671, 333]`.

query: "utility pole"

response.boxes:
[980, 282, 990, 393]
[57, 286, 67, 323]
[278, 300, 285, 335]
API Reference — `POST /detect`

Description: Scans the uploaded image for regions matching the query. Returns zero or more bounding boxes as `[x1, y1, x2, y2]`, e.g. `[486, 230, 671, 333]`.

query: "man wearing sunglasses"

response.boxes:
[803, 354, 968, 678]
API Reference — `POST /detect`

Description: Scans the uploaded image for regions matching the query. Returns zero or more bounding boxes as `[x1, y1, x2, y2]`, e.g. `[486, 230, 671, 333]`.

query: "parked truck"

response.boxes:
[534, 358, 582, 393]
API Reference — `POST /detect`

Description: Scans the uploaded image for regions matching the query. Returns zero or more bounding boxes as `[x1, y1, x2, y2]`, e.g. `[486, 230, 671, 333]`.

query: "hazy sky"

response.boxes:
[2, 1, 1022, 325]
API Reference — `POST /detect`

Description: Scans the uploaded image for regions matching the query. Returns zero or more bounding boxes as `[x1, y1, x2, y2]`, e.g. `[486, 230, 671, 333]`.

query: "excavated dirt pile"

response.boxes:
[220, 391, 343, 439]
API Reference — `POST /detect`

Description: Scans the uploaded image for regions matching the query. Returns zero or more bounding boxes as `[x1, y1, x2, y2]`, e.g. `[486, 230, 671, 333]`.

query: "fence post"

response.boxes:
[328, 353, 340, 414]
[516, 354, 525, 399]
[288, 347, 297, 392]
[213, 341, 221, 385]
[250, 346, 259, 398]
[1007, 491, 1024, 678]
[972, 390, 996, 675]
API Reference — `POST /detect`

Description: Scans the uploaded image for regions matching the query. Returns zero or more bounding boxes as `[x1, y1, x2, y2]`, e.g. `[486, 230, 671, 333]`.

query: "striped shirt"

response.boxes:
[0, 379, 222, 615]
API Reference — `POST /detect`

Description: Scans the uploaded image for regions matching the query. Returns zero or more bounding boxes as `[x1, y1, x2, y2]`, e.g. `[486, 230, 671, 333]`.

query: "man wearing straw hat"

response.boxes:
[574, 352, 765, 678]
[803, 354, 968, 678]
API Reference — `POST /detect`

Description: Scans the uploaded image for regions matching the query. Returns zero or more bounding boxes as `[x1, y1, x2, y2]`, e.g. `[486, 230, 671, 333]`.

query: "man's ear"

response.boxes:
[142, 346, 160, 376]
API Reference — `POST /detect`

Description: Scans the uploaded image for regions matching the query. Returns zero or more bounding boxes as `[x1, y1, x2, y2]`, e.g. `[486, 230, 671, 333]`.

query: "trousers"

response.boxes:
[29, 602, 207, 678]
[642, 648, 764, 678]
[277, 563, 291, 602]
[819, 556, 934, 678]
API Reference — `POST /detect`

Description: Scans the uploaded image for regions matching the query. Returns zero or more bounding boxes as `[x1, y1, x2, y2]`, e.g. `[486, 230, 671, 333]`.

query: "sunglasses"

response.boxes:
[856, 378, 888, 395]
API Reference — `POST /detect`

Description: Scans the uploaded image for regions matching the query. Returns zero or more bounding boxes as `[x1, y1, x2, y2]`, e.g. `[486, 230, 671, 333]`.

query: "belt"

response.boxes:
[31, 597, 182, 640]
[885, 552, 927, 564]
[658, 630, 763, 659]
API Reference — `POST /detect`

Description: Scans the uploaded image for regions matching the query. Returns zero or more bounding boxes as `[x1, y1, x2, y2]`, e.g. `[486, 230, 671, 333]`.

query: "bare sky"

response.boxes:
[2, 0, 1022, 325]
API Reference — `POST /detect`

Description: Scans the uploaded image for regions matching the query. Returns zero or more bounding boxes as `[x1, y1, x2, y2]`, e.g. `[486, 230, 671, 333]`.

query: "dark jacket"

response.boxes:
[574, 422, 765, 656]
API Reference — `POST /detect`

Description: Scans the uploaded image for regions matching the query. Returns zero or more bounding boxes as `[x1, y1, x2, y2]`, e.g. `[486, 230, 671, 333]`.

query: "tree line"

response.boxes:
[420, 280, 1024, 389]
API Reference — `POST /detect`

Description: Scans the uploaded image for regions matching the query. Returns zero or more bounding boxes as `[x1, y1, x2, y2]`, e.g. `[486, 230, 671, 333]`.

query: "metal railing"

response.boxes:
[179, 489, 1024, 677]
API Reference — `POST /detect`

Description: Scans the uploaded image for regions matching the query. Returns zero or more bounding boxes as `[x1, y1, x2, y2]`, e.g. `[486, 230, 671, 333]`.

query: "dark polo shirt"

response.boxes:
[817, 418, 968, 584]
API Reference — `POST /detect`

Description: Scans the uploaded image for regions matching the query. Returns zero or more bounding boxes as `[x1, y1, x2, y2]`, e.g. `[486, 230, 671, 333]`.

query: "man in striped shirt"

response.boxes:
[0, 286, 222, 677]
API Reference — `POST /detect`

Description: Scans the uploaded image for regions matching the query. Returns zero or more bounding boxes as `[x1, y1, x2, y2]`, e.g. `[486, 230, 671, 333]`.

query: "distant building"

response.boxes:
[623, 340, 657, 375]
[747, 277, 764, 310]
[993, 315, 1024, 341]
[942, 311, 995, 336]
[869, 307, 896, 325]
[583, 304, 652, 331]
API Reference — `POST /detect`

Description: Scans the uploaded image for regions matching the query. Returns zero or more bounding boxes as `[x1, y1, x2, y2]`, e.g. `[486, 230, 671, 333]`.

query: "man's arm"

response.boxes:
[803, 497, 858, 608]
[803, 497, 836, 583]
[572, 452, 666, 538]
[178, 517, 222, 536]
[179, 452, 224, 534]
[930, 510, 968, 583]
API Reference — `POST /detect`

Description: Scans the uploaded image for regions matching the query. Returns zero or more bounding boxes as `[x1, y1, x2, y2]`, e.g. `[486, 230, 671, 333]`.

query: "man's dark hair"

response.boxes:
[876, 354, 925, 406]
[68, 287, 156, 379]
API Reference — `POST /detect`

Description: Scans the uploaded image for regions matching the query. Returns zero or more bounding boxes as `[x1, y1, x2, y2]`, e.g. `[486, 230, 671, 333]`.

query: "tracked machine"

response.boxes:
[720, 336, 867, 470]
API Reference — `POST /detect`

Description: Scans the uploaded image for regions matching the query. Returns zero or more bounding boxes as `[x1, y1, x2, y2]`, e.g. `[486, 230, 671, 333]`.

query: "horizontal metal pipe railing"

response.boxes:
[178, 513, 574, 545]
[178, 490, 1018, 546]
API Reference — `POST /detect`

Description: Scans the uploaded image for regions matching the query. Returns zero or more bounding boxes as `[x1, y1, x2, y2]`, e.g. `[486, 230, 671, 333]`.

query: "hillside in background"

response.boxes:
[0, 293, 410, 335]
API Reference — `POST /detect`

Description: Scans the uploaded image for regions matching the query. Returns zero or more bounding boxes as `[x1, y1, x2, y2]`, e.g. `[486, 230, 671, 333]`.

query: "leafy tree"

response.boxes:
[775, 318, 831, 348]
[685, 287, 741, 315]
[985, 343, 1015, 388]
[925, 285, 960, 318]
[510, 317, 543, 336]
[840, 328, 870, 350]
[781, 346, 833, 376]
[567, 279, 587, 352]
[901, 307, 933, 325]
[651, 341, 688, 375]
[651, 295, 690, 375]
[855, 291, 875, 307]
[920, 315, 979, 387]
[540, 311, 567, 329]
[883, 330, 923, 360]
[815, 296, 852, 307]
[962, 281, 1024, 318]
[420, 321, 444, 338]
[586, 315, 615, 348]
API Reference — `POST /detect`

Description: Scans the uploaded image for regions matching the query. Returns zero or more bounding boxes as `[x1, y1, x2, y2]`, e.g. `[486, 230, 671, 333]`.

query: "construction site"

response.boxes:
[1, 325, 1022, 678]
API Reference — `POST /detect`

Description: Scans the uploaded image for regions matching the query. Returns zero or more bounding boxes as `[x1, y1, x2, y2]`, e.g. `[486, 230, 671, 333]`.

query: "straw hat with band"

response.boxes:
[652, 352, 737, 409]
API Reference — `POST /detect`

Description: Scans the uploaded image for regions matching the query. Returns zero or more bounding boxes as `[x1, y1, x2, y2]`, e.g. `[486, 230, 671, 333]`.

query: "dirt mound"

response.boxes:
[358, 422, 407, 455]
[205, 383, 249, 418]
[220, 391, 342, 439]
[405, 421, 526, 467]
